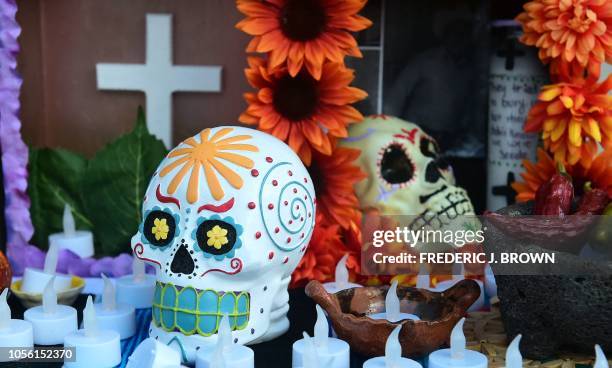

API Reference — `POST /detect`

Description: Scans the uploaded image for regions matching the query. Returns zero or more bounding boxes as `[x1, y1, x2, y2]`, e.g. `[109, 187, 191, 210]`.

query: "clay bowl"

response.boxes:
[483, 201, 612, 359]
[10, 276, 86, 309]
[305, 279, 481, 358]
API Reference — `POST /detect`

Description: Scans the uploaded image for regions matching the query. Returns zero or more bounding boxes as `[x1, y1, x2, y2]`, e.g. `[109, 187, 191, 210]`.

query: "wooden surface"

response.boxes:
[17, 0, 251, 156]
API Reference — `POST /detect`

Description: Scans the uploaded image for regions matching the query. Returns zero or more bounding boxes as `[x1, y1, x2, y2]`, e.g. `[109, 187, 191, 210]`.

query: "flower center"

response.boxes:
[273, 72, 319, 121]
[567, 4, 592, 33]
[280, 0, 327, 41]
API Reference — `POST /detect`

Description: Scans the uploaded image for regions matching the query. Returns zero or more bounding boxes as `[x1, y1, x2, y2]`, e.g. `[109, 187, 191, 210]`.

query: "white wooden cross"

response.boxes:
[96, 14, 222, 147]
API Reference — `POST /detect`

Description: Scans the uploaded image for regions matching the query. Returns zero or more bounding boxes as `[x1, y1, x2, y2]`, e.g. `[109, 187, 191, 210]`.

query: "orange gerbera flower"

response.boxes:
[308, 146, 366, 230]
[512, 148, 612, 201]
[516, 0, 612, 72]
[236, 0, 372, 80]
[239, 57, 366, 165]
[524, 74, 612, 167]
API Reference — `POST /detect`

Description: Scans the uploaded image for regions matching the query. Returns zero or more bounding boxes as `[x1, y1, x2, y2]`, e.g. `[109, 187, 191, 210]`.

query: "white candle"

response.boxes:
[292, 305, 350, 368]
[116, 257, 156, 309]
[64, 296, 121, 368]
[196, 314, 254, 368]
[48, 204, 94, 258]
[20, 243, 72, 294]
[369, 280, 420, 322]
[127, 337, 188, 368]
[323, 254, 362, 293]
[23, 278, 78, 345]
[90, 275, 136, 339]
[505, 334, 522, 368]
[363, 325, 423, 368]
[427, 318, 487, 368]
[0, 289, 33, 361]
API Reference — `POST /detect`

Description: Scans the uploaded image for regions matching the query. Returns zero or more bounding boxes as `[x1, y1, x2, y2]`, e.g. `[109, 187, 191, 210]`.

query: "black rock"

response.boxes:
[484, 201, 612, 359]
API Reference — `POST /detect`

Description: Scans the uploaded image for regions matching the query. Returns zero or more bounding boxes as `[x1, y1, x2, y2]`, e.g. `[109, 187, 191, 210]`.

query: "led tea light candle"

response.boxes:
[64, 296, 121, 368]
[505, 334, 522, 368]
[369, 280, 420, 322]
[91, 275, 136, 339]
[116, 257, 156, 309]
[363, 325, 423, 368]
[323, 254, 362, 293]
[594, 344, 609, 368]
[48, 204, 94, 258]
[292, 305, 350, 368]
[0, 289, 33, 357]
[20, 244, 72, 294]
[427, 318, 487, 368]
[127, 337, 188, 368]
[24, 278, 77, 345]
[196, 314, 255, 368]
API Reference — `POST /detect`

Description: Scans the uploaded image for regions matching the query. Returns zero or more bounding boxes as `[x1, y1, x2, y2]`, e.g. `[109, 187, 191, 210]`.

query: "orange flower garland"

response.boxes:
[239, 56, 367, 165]
[516, 0, 612, 75]
[237, 1, 371, 288]
[512, 148, 612, 201]
[236, 0, 372, 80]
[524, 74, 611, 167]
[308, 146, 367, 230]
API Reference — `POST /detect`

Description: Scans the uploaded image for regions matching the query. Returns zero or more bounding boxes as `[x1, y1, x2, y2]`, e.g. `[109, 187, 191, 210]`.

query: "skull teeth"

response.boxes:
[152, 282, 250, 336]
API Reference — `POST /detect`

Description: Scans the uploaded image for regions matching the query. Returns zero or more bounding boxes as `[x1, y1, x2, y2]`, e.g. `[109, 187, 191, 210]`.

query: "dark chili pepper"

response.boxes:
[576, 183, 610, 215]
[534, 163, 573, 216]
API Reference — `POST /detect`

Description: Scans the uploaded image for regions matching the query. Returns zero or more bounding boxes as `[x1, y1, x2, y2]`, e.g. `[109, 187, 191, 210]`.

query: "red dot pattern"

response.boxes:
[248, 202, 256, 209]
[251, 169, 259, 177]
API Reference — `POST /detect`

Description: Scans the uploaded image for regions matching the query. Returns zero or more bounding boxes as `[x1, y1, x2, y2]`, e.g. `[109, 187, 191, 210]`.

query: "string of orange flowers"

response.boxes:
[235, 0, 372, 287]
[513, 0, 612, 200]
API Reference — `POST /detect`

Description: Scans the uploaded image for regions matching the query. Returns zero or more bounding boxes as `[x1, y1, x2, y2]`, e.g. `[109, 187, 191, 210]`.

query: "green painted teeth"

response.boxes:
[152, 282, 250, 336]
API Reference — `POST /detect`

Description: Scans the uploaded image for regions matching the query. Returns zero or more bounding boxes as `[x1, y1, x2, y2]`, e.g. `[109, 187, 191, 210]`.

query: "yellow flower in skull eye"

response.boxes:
[206, 225, 228, 250]
[151, 218, 170, 241]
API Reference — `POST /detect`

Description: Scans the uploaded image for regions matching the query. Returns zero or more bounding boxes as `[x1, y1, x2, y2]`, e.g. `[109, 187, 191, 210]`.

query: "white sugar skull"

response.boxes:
[131, 127, 315, 363]
[340, 115, 474, 227]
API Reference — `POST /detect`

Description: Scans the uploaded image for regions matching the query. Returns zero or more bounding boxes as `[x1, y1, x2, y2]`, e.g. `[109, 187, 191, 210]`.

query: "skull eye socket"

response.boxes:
[420, 136, 450, 171]
[380, 143, 415, 184]
[196, 220, 237, 256]
[420, 136, 440, 158]
[143, 210, 177, 247]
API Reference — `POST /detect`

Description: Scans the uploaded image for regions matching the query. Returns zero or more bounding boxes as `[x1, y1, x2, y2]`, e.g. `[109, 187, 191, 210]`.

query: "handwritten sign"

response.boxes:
[487, 47, 547, 211]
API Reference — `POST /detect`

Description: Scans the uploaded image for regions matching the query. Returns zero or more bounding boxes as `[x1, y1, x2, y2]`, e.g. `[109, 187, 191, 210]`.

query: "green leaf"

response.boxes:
[81, 108, 167, 256]
[28, 147, 92, 249]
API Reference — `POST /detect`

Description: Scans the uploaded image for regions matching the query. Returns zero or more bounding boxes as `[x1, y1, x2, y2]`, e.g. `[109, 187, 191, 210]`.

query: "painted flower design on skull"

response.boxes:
[206, 225, 229, 249]
[159, 127, 259, 202]
[152, 218, 170, 241]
